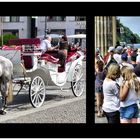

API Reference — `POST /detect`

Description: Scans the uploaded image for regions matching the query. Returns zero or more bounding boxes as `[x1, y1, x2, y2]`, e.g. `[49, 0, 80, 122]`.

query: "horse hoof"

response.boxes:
[0, 110, 6, 115]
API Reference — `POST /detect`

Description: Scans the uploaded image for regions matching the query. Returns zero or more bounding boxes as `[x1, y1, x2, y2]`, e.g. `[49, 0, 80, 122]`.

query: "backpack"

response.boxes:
[105, 55, 118, 70]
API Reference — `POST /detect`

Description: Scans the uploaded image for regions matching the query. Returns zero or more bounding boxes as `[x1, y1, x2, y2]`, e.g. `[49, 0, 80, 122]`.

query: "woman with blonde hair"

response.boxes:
[120, 66, 140, 123]
[102, 63, 121, 123]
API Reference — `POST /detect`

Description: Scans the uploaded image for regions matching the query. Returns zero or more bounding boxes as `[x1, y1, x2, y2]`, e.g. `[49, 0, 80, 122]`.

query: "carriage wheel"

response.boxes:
[29, 76, 46, 108]
[71, 64, 85, 97]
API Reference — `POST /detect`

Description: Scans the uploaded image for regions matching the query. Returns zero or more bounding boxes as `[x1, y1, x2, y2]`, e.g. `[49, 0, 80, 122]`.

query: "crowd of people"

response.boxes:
[95, 44, 140, 123]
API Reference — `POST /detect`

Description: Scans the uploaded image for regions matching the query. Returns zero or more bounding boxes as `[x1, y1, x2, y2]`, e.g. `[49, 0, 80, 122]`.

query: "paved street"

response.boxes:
[0, 61, 86, 123]
[0, 95, 86, 123]
[95, 112, 107, 123]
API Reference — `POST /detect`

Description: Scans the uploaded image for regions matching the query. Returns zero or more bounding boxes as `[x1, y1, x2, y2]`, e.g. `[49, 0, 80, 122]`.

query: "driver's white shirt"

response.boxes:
[40, 39, 52, 52]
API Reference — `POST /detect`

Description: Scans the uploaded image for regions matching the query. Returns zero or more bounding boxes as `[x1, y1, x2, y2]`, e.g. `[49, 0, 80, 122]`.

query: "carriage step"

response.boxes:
[60, 87, 71, 92]
[13, 77, 31, 83]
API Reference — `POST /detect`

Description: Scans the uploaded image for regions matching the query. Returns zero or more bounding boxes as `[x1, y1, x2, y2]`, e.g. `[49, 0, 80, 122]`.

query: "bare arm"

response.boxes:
[47, 45, 58, 51]
[119, 81, 129, 101]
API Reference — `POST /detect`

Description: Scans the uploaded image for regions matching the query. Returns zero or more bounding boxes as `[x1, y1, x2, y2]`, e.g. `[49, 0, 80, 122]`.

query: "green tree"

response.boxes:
[0, 34, 17, 46]
[116, 21, 140, 44]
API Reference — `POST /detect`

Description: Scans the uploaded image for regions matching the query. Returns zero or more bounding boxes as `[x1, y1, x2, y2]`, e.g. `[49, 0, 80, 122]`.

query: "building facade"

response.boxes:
[94, 16, 117, 56]
[0, 17, 31, 38]
[0, 16, 86, 39]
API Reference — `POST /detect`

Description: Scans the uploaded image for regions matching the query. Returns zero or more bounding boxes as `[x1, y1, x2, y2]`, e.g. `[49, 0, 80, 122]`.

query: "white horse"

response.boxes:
[0, 56, 13, 114]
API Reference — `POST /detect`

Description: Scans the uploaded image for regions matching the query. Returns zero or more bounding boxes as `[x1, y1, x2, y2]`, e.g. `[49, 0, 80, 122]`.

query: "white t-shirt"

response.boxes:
[102, 79, 120, 112]
[40, 39, 52, 52]
[113, 54, 122, 64]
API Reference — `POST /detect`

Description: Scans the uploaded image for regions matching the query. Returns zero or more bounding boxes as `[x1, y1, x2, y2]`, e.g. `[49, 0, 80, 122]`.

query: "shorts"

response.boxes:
[120, 103, 139, 119]
[95, 86, 103, 93]
[103, 110, 120, 123]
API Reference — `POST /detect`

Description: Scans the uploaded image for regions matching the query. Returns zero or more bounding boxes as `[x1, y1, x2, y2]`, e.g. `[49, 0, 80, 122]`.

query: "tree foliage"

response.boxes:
[116, 21, 140, 44]
[0, 34, 17, 46]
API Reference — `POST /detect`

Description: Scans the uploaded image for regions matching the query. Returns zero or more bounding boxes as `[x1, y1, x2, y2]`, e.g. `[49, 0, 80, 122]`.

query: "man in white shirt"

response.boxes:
[40, 36, 58, 53]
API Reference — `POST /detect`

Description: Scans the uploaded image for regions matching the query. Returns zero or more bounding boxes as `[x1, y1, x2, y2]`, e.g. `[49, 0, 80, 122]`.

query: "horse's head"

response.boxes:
[0, 56, 13, 109]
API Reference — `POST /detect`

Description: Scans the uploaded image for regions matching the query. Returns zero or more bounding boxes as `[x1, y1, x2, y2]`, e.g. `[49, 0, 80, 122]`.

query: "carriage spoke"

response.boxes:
[31, 91, 37, 97]
[38, 87, 45, 92]
[38, 94, 42, 102]
[32, 93, 37, 103]
[35, 94, 38, 105]
[36, 94, 39, 105]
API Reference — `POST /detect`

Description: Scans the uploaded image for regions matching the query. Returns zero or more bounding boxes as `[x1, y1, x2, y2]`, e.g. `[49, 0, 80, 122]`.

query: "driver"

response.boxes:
[40, 36, 58, 54]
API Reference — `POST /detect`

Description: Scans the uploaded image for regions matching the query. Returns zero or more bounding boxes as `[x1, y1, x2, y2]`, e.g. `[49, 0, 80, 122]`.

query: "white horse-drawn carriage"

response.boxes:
[0, 36, 85, 110]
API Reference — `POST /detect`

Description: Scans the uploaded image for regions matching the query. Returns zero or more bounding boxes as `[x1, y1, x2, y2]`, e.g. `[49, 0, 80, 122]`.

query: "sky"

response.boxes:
[118, 16, 140, 35]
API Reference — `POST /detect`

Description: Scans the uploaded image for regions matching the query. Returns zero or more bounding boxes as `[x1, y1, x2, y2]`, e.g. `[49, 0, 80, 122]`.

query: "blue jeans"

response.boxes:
[120, 103, 139, 119]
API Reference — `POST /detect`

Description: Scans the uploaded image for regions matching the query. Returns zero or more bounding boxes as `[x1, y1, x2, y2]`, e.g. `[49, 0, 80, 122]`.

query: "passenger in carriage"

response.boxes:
[40, 36, 58, 54]
[57, 35, 69, 67]
[40, 35, 70, 68]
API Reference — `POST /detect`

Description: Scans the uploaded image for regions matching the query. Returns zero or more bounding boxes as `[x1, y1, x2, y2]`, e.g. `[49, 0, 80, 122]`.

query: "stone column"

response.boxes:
[94, 16, 117, 56]
[112, 16, 117, 47]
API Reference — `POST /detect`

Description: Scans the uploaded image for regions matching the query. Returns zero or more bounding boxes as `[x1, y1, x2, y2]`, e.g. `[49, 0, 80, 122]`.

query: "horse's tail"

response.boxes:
[6, 80, 13, 103]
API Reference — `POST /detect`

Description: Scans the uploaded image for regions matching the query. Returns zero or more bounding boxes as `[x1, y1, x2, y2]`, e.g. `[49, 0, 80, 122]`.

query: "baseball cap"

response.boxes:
[116, 46, 123, 53]
[121, 53, 128, 60]
[108, 46, 115, 52]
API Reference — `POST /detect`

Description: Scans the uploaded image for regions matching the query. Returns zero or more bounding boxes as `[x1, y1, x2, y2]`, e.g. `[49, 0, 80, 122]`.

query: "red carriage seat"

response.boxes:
[41, 51, 65, 72]
[40, 48, 78, 73]
[66, 48, 78, 62]
[41, 53, 59, 64]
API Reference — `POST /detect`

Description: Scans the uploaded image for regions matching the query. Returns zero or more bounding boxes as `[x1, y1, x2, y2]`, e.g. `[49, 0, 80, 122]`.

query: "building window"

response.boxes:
[75, 29, 86, 34]
[3, 29, 19, 38]
[3, 16, 20, 22]
[3, 16, 10, 22]
[47, 16, 66, 21]
[50, 29, 66, 35]
[75, 16, 86, 21]
[10, 16, 20, 22]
